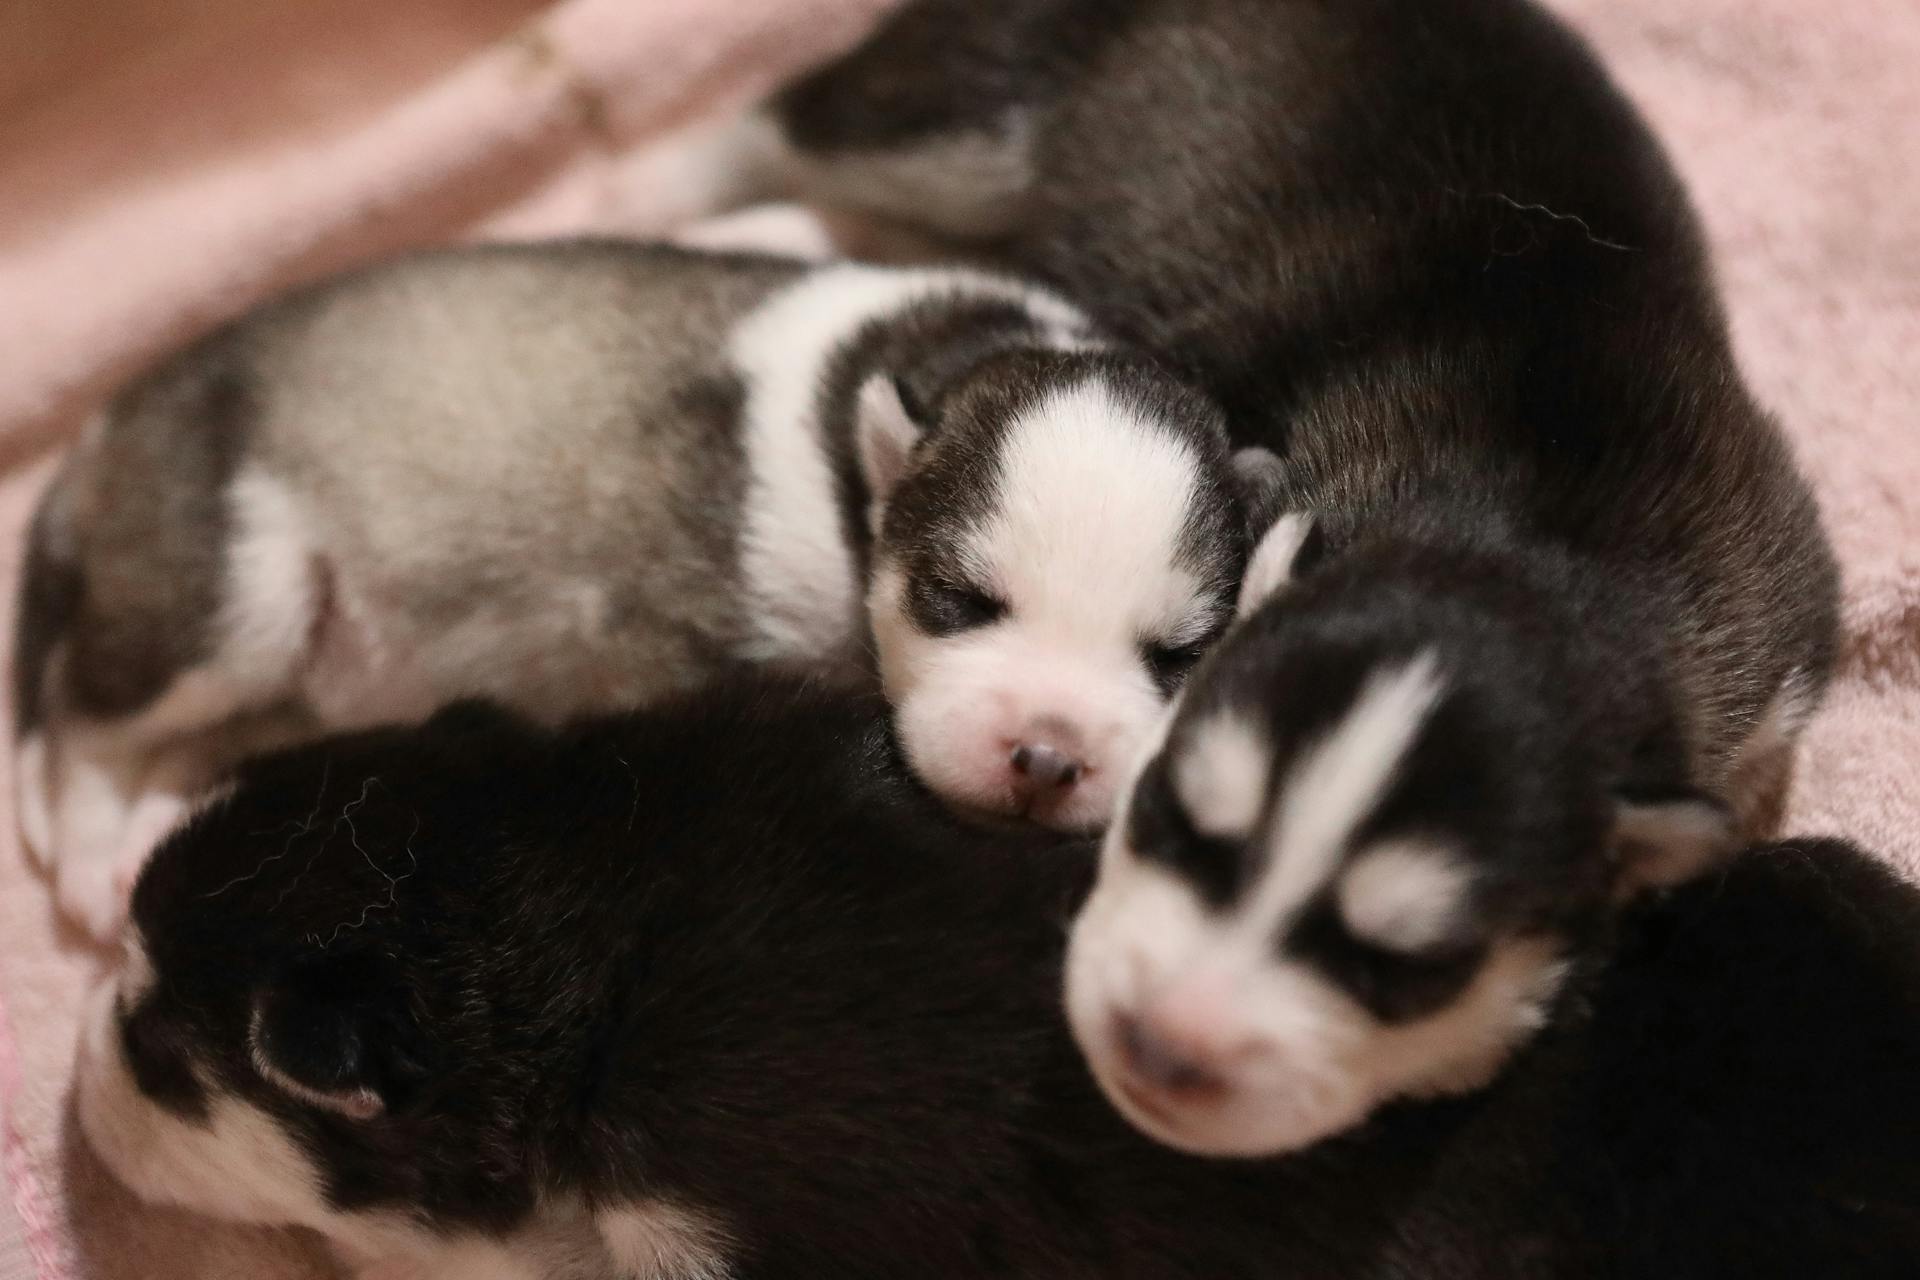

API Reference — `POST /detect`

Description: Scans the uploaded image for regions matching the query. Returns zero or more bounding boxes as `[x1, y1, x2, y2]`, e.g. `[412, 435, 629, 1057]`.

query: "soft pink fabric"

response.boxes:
[0, 0, 1915, 1274]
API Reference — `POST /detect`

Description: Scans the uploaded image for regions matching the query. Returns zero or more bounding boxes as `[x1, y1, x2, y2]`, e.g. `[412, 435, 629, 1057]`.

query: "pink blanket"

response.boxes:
[1, 0, 1915, 1274]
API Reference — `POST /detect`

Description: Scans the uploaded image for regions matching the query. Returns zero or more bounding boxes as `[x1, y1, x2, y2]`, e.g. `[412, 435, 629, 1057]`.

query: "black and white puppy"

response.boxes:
[727, 0, 1842, 1152]
[15, 239, 1264, 937]
[76, 682, 1920, 1278]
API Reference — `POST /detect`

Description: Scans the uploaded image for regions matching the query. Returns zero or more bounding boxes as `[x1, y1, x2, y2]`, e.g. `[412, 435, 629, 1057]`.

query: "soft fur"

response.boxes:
[736, 0, 1841, 1152]
[75, 678, 1920, 1278]
[15, 238, 1261, 937]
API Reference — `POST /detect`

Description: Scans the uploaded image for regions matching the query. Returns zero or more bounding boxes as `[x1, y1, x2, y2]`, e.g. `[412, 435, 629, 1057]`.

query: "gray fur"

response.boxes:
[17, 237, 1254, 932]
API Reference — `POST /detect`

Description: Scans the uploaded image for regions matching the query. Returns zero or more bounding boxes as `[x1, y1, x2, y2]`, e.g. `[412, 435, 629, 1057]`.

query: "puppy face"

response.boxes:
[70, 751, 508, 1264]
[1064, 520, 1734, 1155]
[863, 352, 1255, 832]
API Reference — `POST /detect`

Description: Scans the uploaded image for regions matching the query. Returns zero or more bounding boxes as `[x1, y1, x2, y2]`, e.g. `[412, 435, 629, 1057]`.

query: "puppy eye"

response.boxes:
[916, 580, 1008, 635]
[1141, 639, 1208, 693]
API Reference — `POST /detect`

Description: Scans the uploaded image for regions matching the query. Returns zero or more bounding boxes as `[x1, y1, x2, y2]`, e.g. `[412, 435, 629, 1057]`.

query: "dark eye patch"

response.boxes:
[1284, 900, 1486, 1024]
[118, 999, 211, 1118]
[905, 572, 1008, 636]
[1128, 757, 1245, 909]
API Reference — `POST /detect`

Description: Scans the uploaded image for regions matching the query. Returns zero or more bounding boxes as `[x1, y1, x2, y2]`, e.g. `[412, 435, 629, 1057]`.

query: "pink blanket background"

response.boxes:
[0, 0, 1914, 1274]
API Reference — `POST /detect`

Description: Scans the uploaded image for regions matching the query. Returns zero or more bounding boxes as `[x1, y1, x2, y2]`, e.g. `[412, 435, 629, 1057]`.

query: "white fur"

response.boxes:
[1338, 840, 1472, 953]
[79, 976, 608, 1280]
[1065, 841, 1565, 1156]
[875, 379, 1222, 830]
[671, 202, 841, 261]
[76, 983, 330, 1225]
[1063, 651, 1573, 1156]
[1236, 513, 1316, 618]
[597, 1202, 734, 1280]
[222, 471, 324, 694]
[729, 262, 1086, 663]
[1255, 652, 1446, 926]
[14, 731, 53, 868]
[1174, 712, 1271, 840]
[120, 927, 158, 1006]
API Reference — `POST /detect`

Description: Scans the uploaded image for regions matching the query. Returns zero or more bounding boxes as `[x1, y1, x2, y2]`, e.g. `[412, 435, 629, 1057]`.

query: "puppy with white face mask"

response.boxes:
[15, 238, 1269, 937]
[723, 0, 1841, 1157]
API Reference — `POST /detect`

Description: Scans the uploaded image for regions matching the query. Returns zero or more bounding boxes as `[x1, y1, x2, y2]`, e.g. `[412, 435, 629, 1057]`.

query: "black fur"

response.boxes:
[111, 679, 1920, 1278]
[770, 0, 1838, 809]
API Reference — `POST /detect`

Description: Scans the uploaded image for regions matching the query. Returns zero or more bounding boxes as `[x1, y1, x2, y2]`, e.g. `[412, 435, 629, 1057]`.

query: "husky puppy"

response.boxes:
[724, 0, 1842, 1150]
[15, 240, 1265, 937]
[76, 681, 1920, 1279]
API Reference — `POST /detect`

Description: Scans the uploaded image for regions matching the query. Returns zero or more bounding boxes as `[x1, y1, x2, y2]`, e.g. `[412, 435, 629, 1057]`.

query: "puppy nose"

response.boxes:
[1010, 741, 1083, 792]
[1115, 1013, 1230, 1099]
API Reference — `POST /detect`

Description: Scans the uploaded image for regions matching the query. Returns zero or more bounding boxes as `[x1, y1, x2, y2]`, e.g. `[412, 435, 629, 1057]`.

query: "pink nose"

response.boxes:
[1115, 1013, 1231, 1099]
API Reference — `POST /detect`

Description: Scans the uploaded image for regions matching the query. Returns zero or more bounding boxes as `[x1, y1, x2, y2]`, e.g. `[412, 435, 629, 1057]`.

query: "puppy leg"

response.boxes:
[671, 201, 842, 260]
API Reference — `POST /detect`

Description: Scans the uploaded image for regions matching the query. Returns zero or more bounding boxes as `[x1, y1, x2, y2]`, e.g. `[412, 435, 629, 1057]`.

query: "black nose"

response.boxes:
[1116, 1014, 1229, 1097]
[1010, 742, 1083, 791]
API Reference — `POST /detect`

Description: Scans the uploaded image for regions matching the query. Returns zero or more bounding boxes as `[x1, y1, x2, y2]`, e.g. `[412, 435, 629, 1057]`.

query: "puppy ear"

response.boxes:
[1609, 789, 1739, 897]
[249, 951, 427, 1121]
[1231, 446, 1288, 534]
[1236, 512, 1321, 619]
[855, 374, 929, 511]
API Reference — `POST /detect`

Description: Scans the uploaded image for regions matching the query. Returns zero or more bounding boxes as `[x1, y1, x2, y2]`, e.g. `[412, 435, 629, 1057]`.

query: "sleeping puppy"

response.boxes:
[724, 0, 1842, 1151]
[13, 239, 1267, 937]
[75, 680, 1920, 1279]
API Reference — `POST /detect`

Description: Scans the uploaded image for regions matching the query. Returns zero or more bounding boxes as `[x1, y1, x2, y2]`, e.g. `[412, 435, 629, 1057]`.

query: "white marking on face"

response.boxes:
[730, 263, 1089, 664]
[1255, 652, 1446, 927]
[75, 982, 329, 1226]
[1235, 512, 1316, 619]
[1066, 845, 1565, 1154]
[875, 378, 1222, 830]
[1337, 839, 1472, 953]
[1063, 651, 1567, 1155]
[597, 1201, 736, 1280]
[1174, 712, 1270, 840]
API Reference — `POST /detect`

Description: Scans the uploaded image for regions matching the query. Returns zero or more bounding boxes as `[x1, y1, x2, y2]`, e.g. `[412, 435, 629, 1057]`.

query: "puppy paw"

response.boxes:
[14, 733, 57, 870]
[57, 852, 130, 943]
[673, 202, 841, 261]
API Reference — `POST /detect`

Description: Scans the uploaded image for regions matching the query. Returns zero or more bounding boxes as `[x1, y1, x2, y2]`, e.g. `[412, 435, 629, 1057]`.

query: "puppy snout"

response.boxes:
[1116, 1014, 1230, 1099]
[1010, 740, 1083, 790]
[1008, 719, 1089, 803]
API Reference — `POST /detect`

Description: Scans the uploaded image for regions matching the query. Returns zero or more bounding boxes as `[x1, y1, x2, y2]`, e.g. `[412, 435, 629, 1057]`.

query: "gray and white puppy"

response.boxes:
[15, 239, 1263, 938]
[707, 0, 1842, 1155]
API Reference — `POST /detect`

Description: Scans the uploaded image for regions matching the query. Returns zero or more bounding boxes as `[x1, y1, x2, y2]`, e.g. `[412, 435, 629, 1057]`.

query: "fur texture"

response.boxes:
[15, 240, 1260, 935]
[75, 679, 1920, 1278]
[745, 0, 1840, 1153]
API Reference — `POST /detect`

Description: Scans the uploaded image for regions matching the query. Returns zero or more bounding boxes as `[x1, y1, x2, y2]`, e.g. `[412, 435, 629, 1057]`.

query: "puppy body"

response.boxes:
[18, 240, 1257, 935]
[78, 682, 1920, 1279]
[759, 0, 1838, 814]
[739, 0, 1841, 1150]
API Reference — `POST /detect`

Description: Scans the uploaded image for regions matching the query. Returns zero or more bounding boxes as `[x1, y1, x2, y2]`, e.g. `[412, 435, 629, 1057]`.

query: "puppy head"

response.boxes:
[1064, 520, 1734, 1156]
[71, 715, 534, 1248]
[861, 349, 1273, 832]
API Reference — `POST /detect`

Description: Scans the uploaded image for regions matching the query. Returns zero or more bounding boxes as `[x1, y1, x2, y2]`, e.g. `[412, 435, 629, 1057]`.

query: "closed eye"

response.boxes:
[915, 579, 1008, 635]
[1141, 639, 1209, 693]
